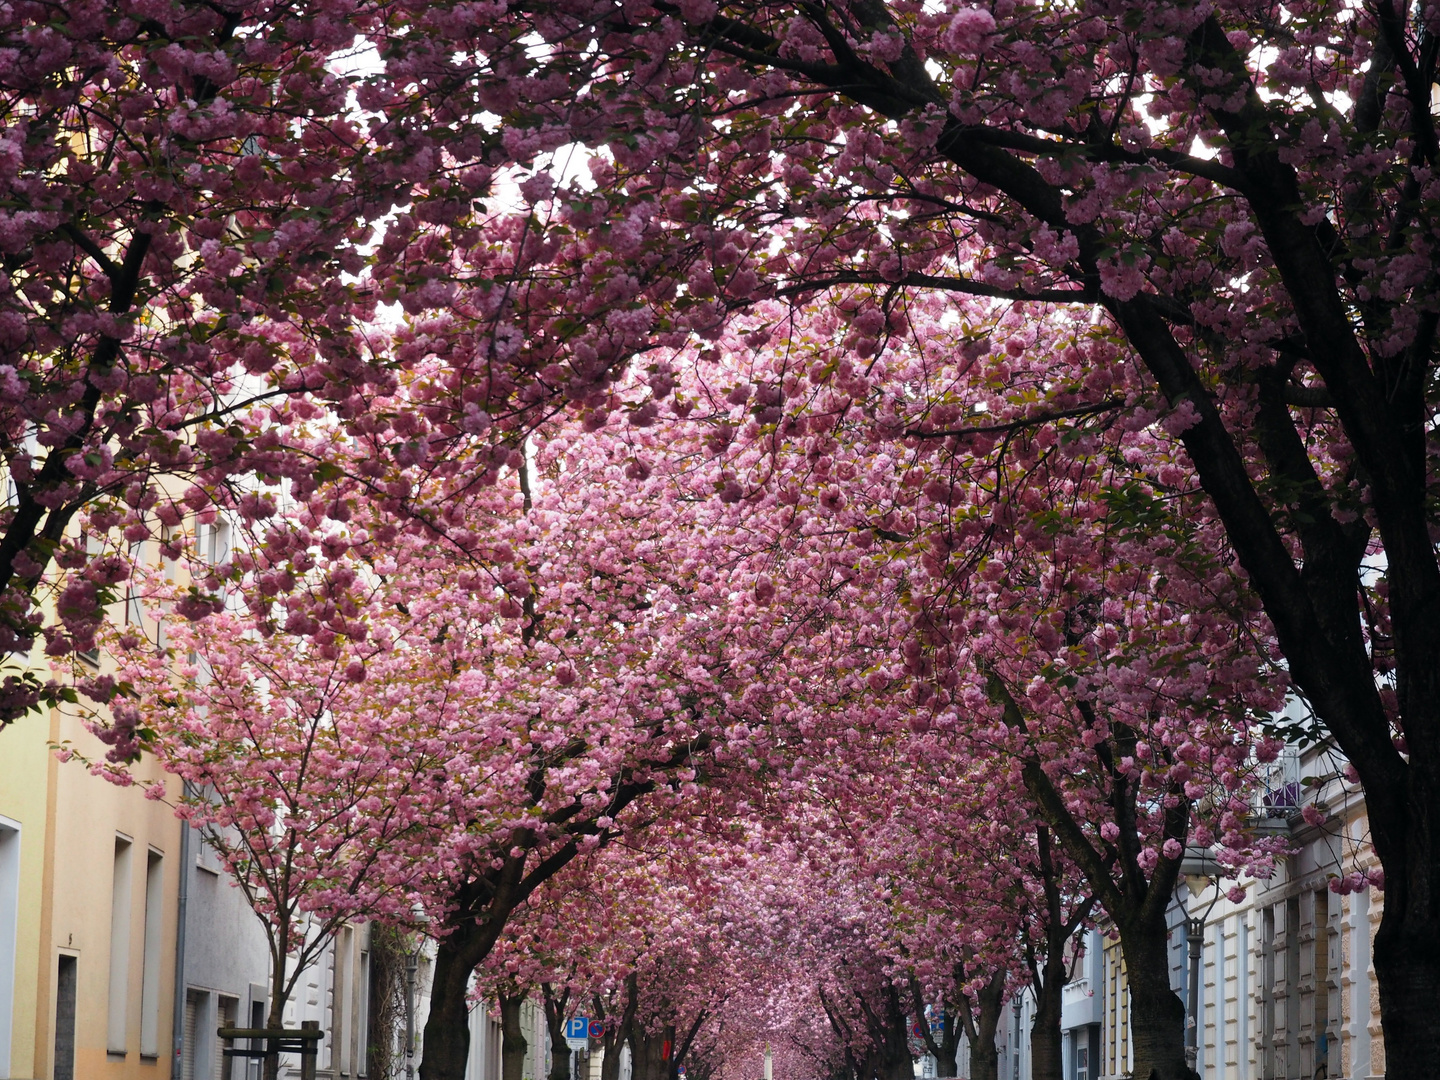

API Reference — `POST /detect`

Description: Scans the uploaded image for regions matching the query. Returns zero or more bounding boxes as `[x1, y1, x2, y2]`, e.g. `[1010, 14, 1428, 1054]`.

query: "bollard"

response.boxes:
[301, 1021, 320, 1080]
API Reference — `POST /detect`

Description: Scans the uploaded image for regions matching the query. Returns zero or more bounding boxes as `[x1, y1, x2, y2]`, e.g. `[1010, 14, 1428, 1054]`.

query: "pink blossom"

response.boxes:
[940, 8, 997, 55]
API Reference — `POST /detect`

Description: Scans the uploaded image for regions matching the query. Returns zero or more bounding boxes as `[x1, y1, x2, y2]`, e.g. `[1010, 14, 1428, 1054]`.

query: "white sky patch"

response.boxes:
[372, 300, 406, 331]
[549, 142, 599, 191]
[485, 141, 602, 214]
[329, 40, 384, 78]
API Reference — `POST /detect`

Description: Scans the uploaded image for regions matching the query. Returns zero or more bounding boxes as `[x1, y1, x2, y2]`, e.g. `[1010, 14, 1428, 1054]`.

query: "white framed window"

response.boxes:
[140, 849, 165, 1056]
[0, 817, 19, 1077]
[358, 948, 371, 1077]
[108, 836, 134, 1054]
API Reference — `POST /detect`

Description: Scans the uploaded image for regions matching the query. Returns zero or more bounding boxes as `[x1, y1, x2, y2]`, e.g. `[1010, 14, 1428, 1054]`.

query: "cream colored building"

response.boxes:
[1188, 743, 1382, 1080]
[0, 684, 183, 1080]
[1091, 739, 1384, 1080]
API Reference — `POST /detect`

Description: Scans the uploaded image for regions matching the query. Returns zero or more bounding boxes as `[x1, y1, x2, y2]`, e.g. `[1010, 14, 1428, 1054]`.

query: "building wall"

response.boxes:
[1059, 930, 1102, 1080]
[1186, 789, 1382, 1080]
[277, 921, 375, 1079]
[1085, 741, 1384, 1080]
[1, 679, 375, 1080]
[45, 701, 183, 1080]
[0, 694, 55, 1080]
[178, 813, 272, 1080]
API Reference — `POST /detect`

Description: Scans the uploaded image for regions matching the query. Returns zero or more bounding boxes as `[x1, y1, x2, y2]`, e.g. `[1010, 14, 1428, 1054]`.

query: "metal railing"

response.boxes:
[1255, 747, 1302, 818]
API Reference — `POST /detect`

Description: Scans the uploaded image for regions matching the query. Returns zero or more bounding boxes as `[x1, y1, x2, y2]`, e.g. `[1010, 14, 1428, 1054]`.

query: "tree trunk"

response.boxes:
[601, 1034, 631, 1080]
[985, 676, 1193, 1080]
[629, 1026, 670, 1080]
[1120, 920, 1195, 1080]
[598, 978, 638, 1080]
[419, 926, 481, 1080]
[968, 972, 1005, 1080]
[910, 978, 960, 1078]
[501, 992, 530, 1080]
[1026, 828, 1094, 1080]
[550, 1040, 573, 1080]
[857, 983, 915, 1080]
[1027, 965, 1062, 1080]
[970, 1042, 999, 1080]
[660, 1024, 678, 1080]
[961, 967, 1008, 1080]
[264, 949, 288, 1080]
[542, 985, 574, 1080]
[668, 1011, 708, 1080]
[416, 774, 665, 1080]
[937, 1015, 960, 1080]
[878, 989, 915, 1080]
[1374, 902, 1440, 1080]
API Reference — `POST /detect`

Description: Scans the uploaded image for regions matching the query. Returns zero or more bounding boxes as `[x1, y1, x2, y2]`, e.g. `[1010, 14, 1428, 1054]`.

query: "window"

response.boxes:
[54, 955, 78, 1080]
[108, 837, 134, 1054]
[1313, 889, 1332, 1079]
[140, 850, 164, 1056]
[358, 949, 371, 1077]
[216, 996, 239, 1080]
[247, 1001, 265, 1080]
[197, 825, 223, 875]
[183, 990, 204, 1080]
[204, 519, 231, 566]
[0, 819, 18, 1077]
[125, 541, 147, 628]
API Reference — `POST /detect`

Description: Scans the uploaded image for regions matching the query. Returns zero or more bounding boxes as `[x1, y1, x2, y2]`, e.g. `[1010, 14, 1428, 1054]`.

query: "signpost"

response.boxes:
[565, 1018, 591, 1051]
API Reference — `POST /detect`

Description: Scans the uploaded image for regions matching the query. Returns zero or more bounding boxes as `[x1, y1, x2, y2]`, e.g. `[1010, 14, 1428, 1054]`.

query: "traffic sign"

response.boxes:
[588, 1020, 605, 1039]
[565, 1018, 590, 1051]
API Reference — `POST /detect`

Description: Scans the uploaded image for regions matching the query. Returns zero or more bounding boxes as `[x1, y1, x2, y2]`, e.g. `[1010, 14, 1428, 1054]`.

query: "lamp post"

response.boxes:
[1179, 850, 1223, 1076]
[405, 950, 419, 1080]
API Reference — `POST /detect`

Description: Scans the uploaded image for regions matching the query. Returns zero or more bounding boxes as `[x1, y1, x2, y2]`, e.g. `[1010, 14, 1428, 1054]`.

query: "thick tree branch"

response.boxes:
[906, 398, 1124, 440]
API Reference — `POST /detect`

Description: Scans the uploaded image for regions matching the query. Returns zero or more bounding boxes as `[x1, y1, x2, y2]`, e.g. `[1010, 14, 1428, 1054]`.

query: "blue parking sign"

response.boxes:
[566, 1018, 590, 1041]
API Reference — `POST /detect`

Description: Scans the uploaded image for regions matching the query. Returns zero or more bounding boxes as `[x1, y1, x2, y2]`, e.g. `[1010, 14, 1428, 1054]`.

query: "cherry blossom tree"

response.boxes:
[90, 599, 466, 1078]
[364, 2, 1440, 1070]
[18, 25, 1440, 1077]
[620, 301, 1280, 1079]
[81, 333, 913, 1078]
[0, 0, 419, 713]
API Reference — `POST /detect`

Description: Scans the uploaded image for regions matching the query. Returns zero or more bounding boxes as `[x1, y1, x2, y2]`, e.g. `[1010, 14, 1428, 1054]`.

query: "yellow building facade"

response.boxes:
[1, 683, 182, 1080]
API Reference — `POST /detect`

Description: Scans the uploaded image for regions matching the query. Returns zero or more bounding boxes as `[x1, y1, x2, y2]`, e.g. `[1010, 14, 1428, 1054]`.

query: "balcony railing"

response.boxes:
[1255, 747, 1302, 818]
[1062, 979, 1093, 1007]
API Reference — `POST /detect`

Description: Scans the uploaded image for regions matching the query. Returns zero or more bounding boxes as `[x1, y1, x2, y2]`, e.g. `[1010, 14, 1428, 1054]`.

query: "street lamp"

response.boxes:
[1180, 850, 1223, 1075]
[406, 950, 420, 1080]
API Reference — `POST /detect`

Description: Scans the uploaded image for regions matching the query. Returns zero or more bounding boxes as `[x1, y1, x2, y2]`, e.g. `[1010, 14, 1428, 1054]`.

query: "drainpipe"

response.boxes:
[405, 950, 419, 1080]
[171, 782, 193, 1077]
